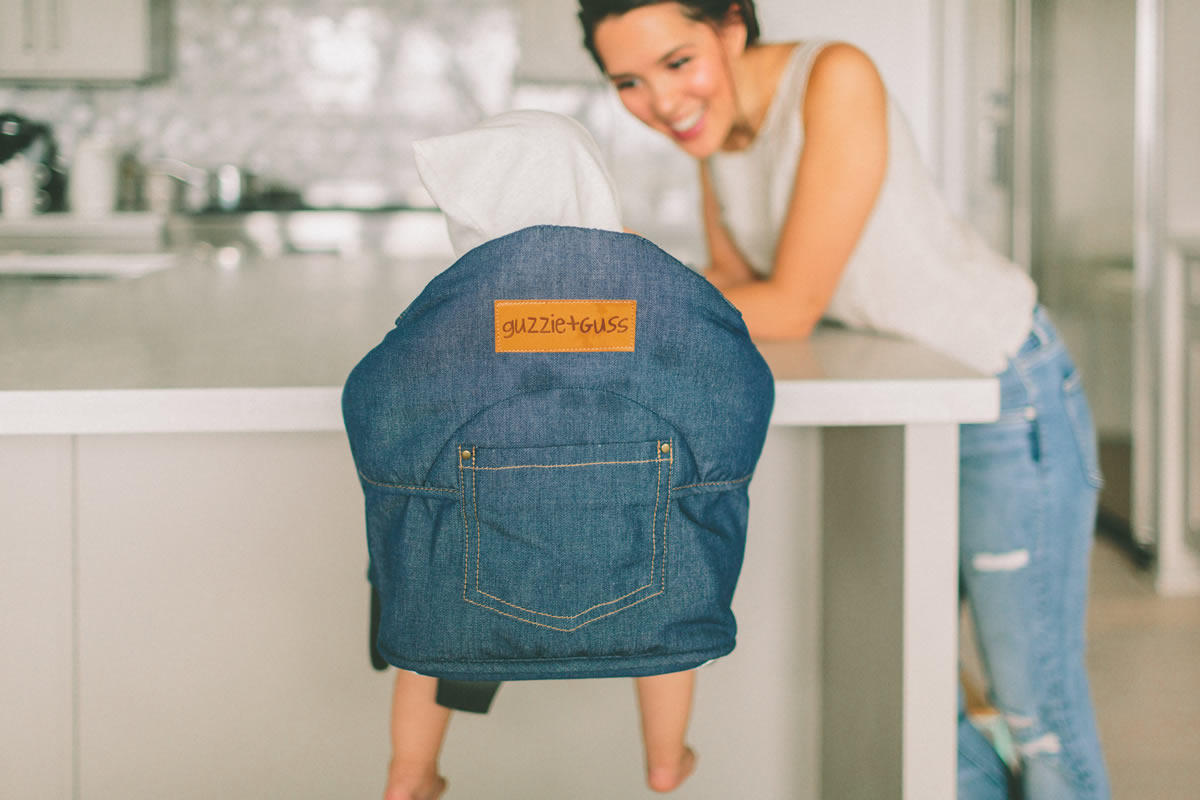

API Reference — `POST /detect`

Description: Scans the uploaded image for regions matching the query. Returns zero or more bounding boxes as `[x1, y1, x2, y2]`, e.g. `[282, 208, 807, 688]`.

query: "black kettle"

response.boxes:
[0, 112, 68, 212]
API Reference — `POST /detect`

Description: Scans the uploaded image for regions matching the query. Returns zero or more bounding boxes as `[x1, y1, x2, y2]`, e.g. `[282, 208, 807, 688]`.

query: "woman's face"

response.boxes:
[593, 4, 745, 159]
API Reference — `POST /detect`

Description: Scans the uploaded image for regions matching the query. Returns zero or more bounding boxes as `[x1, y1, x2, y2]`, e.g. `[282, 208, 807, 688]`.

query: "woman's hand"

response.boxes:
[718, 43, 889, 339]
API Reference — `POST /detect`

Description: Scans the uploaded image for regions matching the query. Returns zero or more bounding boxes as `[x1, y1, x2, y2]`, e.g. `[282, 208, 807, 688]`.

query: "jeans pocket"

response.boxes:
[1062, 368, 1105, 489]
[460, 438, 671, 631]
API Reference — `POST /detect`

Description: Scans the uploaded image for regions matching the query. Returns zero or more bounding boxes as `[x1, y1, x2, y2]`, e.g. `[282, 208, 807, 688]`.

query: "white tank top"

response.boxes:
[707, 41, 1036, 375]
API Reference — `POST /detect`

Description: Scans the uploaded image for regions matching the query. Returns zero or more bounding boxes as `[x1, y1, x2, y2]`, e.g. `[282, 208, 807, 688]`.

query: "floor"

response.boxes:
[1086, 534, 1200, 798]
[964, 534, 1200, 798]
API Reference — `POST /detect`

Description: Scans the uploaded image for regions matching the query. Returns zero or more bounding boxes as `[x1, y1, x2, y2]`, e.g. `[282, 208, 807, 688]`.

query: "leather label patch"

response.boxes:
[494, 299, 637, 353]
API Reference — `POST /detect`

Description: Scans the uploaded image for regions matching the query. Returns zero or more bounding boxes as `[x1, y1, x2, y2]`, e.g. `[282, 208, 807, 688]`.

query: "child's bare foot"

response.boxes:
[384, 760, 447, 800]
[646, 746, 697, 793]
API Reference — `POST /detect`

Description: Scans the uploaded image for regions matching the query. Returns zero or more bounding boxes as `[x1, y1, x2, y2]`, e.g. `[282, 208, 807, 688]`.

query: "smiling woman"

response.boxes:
[584, 1, 755, 158]
[576, 1, 1112, 798]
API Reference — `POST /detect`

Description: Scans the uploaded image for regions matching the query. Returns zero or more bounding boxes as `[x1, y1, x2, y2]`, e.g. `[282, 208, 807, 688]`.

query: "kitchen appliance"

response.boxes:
[0, 155, 40, 218]
[143, 160, 285, 214]
[69, 134, 118, 217]
[211, 164, 258, 212]
[144, 159, 211, 214]
[0, 113, 67, 214]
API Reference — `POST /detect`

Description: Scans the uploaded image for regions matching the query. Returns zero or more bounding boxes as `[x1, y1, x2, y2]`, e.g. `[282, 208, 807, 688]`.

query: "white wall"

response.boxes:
[756, 0, 943, 171]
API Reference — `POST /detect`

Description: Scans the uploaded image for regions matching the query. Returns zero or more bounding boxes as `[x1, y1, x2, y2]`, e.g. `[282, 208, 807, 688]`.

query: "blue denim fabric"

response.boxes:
[957, 305, 1110, 799]
[958, 683, 1013, 800]
[342, 226, 775, 682]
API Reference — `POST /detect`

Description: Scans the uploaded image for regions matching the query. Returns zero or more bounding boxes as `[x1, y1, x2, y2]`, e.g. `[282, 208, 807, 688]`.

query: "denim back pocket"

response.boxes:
[459, 438, 672, 631]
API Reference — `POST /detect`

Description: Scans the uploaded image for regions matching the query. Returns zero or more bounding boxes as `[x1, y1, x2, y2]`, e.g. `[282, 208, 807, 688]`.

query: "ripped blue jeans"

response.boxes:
[957, 306, 1110, 799]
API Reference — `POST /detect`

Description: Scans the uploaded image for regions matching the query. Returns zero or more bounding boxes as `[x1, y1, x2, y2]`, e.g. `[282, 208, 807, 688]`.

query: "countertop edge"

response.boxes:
[0, 377, 1000, 435]
[0, 387, 345, 435]
[769, 377, 1000, 426]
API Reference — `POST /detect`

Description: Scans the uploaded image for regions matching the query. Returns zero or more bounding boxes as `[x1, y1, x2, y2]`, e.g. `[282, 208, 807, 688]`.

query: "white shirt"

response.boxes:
[707, 41, 1036, 375]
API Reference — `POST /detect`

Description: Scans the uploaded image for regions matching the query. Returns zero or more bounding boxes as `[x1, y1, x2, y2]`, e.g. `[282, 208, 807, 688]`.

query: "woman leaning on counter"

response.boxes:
[576, 1, 1110, 797]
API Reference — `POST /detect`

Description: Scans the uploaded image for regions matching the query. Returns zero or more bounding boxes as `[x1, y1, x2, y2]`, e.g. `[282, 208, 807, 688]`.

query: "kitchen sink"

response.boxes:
[0, 251, 176, 278]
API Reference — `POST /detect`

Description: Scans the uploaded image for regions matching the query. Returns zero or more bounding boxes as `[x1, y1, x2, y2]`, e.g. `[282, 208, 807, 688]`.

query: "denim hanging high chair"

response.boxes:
[343, 224, 774, 707]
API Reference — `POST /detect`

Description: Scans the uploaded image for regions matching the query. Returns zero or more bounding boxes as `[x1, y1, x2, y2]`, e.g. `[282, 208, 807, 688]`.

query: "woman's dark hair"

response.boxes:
[578, 1, 761, 72]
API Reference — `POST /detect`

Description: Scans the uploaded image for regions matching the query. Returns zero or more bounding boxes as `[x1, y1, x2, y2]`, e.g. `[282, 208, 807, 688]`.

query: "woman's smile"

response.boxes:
[669, 107, 706, 139]
[594, 5, 743, 157]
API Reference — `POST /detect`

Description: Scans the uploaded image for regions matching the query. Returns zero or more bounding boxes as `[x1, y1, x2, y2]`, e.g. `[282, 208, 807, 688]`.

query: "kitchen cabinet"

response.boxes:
[0, 0, 169, 82]
[0, 432, 394, 799]
[0, 437, 74, 800]
[73, 433, 393, 798]
[0, 425, 965, 800]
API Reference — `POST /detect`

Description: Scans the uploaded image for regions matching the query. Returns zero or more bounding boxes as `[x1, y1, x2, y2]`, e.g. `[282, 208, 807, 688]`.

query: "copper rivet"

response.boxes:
[661, 443, 671, 454]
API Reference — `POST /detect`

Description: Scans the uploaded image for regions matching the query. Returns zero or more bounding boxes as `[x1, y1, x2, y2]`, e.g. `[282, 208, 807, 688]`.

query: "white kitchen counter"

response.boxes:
[0, 250, 996, 433]
[0, 246, 997, 799]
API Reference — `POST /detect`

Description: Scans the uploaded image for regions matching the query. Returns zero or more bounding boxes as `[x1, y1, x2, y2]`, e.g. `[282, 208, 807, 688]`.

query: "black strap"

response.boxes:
[370, 587, 502, 713]
[436, 679, 502, 714]
[369, 587, 388, 671]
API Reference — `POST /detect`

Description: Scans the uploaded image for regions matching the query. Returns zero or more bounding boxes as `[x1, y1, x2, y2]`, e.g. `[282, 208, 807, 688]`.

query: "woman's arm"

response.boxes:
[699, 161, 758, 289]
[720, 43, 889, 339]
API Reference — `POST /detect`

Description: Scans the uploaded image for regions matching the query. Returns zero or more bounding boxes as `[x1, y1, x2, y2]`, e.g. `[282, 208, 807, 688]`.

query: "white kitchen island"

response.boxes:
[0, 245, 997, 799]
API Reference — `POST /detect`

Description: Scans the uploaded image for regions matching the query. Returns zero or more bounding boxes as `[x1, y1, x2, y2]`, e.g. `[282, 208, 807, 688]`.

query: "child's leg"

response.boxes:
[384, 669, 451, 800]
[635, 670, 698, 793]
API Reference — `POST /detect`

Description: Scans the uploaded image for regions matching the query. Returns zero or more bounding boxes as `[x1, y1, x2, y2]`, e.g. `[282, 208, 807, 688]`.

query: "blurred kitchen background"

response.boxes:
[0, 0, 702, 227]
[3, 0, 1199, 796]
[1, 0, 1198, 581]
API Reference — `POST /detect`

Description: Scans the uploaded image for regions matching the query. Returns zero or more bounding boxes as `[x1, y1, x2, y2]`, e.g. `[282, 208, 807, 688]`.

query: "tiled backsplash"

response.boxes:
[0, 0, 698, 231]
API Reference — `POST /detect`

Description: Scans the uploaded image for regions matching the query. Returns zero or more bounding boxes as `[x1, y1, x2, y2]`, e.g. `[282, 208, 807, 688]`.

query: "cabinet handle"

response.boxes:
[986, 118, 1012, 187]
[49, 0, 62, 50]
[23, 0, 35, 50]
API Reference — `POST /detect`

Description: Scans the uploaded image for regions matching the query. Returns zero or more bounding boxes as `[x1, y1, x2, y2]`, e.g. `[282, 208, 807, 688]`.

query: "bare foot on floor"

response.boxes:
[384, 763, 447, 800]
[647, 746, 697, 793]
